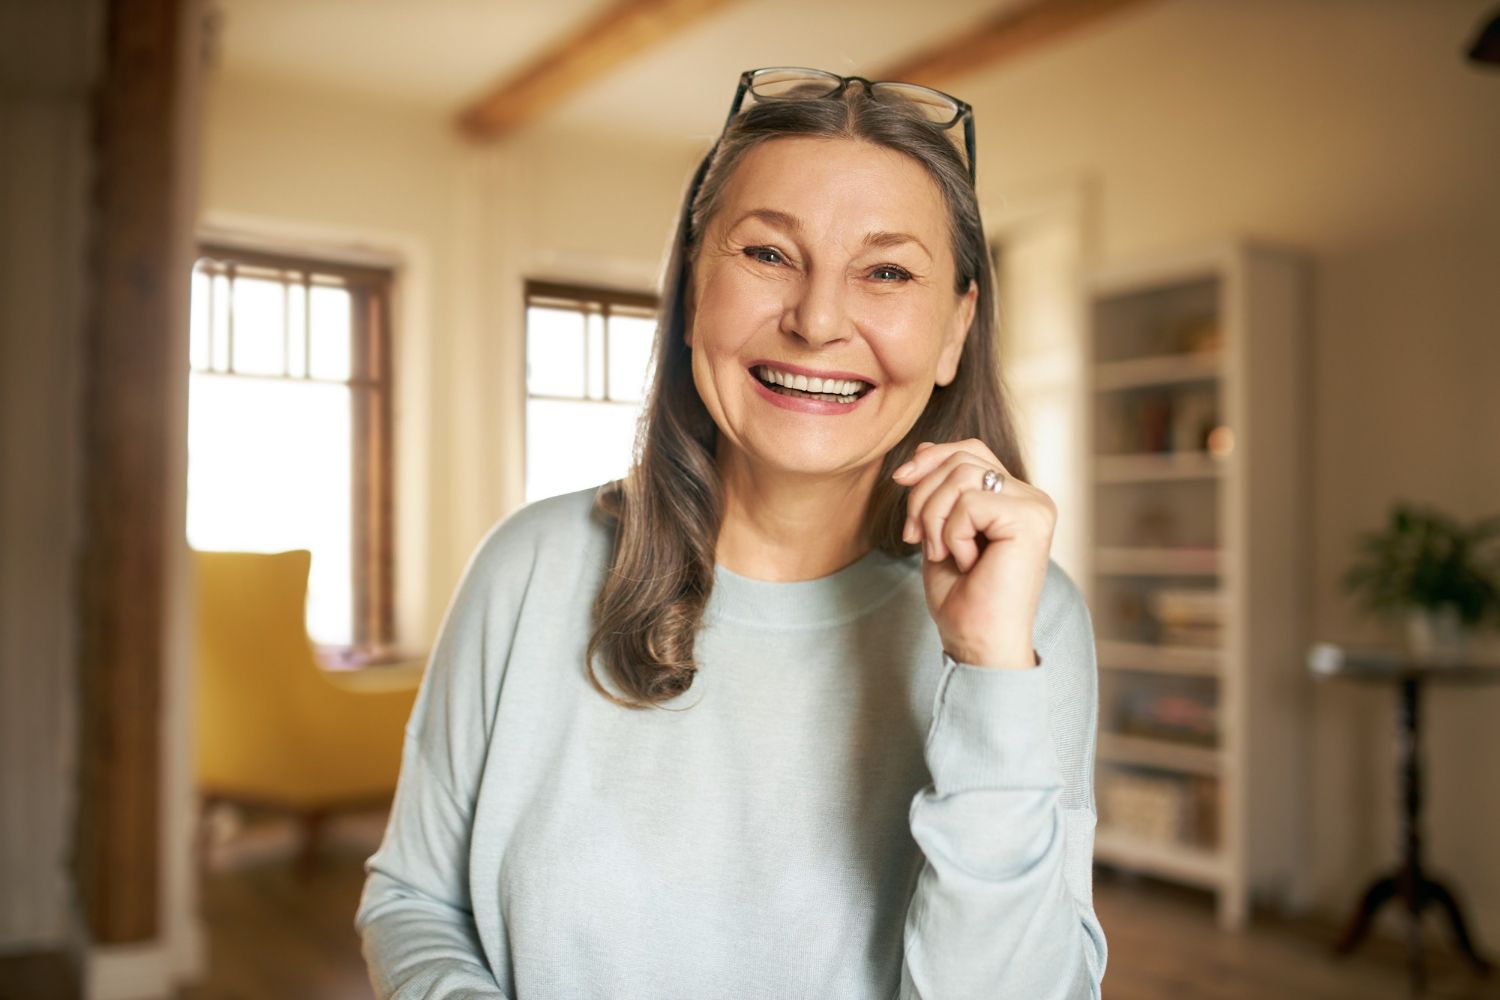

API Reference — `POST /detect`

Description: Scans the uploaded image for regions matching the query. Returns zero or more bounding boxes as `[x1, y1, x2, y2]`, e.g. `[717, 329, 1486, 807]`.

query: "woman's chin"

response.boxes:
[736, 446, 880, 481]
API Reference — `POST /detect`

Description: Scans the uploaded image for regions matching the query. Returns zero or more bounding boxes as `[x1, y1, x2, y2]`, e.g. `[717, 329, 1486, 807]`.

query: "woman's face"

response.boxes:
[686, 135, 977, 482]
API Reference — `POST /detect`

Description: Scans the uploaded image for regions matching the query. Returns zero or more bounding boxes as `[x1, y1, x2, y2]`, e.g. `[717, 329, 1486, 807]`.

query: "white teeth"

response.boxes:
[755, 364, 870, 399]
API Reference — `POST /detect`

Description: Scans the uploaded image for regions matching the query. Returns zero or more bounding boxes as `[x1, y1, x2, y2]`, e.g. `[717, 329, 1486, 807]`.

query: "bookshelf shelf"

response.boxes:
[1099, 732, 1222, 776]
[1094, 546, 1221, 577]
[1096, 639, 1222, 677]
[1093, 349, 1223, 390]
[1094, 826, 1226, 890]
[1095, 451, 1224, 483]
[1084, 238, 1311, 930]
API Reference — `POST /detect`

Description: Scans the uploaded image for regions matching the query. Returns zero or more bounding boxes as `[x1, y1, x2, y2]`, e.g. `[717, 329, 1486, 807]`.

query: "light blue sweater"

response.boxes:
[355, 484, 1107, 998]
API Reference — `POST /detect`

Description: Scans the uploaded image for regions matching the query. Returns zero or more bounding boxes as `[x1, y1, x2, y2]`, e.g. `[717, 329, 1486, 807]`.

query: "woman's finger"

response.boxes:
[903, 450, 987, 546]
[897, 440, 1007, 544]
[917, 459, 998, 565]
[941, 481, 1020, 573]
[894, 438, 1002, 487]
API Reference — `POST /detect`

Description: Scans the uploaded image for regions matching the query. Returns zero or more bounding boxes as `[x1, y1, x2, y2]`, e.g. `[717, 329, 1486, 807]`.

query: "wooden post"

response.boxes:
[73, 0, 185, 944]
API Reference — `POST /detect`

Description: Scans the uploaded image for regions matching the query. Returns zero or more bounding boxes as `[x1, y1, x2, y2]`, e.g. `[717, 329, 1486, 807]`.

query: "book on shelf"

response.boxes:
[1190, 775, 1218, 848]
[1099, 769, 1185, 845]
[1149, 587, 1224, 623]
[1119, 689, 1218, 745]
[1098, 768, 1220, 850]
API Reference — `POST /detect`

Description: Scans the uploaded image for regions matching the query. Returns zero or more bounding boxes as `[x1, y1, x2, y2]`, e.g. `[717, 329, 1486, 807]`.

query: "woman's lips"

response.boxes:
[746, 366, 874, 415]
[745, 358, 876, 386]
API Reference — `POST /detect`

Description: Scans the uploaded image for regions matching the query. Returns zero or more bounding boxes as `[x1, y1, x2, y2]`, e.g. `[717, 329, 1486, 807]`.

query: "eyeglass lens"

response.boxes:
[868, 83, 963, 126]
[748, 70, 962, 126]
[747, 69, 842, 99]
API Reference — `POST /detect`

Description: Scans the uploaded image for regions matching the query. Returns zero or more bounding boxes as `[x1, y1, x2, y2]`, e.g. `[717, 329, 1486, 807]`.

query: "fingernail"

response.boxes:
[893, 462, 914, 479]
[925, 537, 939, 560]
[902, 517, 916, 543]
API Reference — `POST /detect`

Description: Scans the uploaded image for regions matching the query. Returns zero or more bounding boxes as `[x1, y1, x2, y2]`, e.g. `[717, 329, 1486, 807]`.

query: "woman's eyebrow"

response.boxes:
[733, 207, 804, 233]
[733, 208, 931, 260]
[862, 230, 931, 259]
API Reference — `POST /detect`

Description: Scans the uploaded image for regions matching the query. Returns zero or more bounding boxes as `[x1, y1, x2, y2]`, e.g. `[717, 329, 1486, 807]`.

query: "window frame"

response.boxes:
[522, 279, 660, 499]
[192, 242, 397, 650]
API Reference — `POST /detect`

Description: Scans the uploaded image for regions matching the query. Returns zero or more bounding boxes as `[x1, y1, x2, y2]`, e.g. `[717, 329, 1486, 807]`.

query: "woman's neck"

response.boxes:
[713, 441, 880, 582]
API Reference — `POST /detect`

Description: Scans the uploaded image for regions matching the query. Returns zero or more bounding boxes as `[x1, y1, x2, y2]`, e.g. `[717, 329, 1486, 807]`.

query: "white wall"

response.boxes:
[959, 0, 1500, 941]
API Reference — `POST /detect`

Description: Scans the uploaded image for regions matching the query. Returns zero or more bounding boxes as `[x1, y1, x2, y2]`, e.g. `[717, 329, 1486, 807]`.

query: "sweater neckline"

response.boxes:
[707, 546, 920, 629]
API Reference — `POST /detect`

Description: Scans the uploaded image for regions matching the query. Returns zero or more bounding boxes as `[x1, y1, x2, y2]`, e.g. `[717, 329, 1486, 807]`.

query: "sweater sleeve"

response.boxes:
[354, 521, 525, 1000]
[899, 565, 1108, 999]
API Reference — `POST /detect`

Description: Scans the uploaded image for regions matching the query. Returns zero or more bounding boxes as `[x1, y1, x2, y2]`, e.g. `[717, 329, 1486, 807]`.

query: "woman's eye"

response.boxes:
[871, 265, 912, 282]
[746, 247, 785, 265]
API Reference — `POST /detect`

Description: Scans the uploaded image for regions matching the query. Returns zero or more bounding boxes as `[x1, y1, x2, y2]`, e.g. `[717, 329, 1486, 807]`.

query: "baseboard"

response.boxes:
[84, 943, 172, 1000]
[84, 921, 204, 1000]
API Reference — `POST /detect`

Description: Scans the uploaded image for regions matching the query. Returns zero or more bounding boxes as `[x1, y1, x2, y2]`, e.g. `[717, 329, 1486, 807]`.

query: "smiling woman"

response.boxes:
[357, 67, 1107, 1000]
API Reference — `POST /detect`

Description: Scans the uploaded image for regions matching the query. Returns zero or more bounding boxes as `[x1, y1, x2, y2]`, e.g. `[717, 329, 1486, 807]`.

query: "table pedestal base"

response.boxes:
[1335, 864, 1492, 995]
[1311, 651, 1500, 997]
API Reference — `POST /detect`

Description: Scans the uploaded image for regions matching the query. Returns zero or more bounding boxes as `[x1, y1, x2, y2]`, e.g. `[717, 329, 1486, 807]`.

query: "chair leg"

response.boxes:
[296, 809, 326, 879]
[195, 793, 217, 873]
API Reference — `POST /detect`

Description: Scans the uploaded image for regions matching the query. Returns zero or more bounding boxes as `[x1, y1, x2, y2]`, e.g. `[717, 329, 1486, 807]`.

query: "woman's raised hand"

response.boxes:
[891, 439, 1056, 671]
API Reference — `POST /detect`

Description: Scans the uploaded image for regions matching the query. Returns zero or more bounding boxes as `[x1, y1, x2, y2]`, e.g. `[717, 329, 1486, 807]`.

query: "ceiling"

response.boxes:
[212, 0, 1027, 143]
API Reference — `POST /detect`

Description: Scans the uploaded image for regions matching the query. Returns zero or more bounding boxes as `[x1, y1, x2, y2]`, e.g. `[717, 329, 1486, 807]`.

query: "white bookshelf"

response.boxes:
[1082, 238, 1312, 930]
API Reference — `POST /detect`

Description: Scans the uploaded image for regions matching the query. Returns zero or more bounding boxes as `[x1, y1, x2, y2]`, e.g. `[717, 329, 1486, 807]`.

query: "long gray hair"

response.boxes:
[586, 84, 1030, 709]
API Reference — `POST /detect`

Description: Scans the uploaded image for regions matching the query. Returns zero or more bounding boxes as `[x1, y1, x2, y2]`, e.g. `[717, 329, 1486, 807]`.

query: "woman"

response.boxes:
[357, 68, 1107, 999]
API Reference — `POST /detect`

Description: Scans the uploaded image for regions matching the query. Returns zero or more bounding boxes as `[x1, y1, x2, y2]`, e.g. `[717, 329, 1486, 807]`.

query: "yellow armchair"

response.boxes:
[192, 548, 420, 868]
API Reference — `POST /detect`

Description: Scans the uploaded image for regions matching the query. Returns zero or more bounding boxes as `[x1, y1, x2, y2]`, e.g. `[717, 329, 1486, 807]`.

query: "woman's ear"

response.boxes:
[934, 279, 978, 387]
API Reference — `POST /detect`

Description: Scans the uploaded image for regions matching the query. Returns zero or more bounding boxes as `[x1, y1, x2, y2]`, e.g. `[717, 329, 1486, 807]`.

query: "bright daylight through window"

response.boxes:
[186, 248, 395, 649]
[525, 281, 658, 502]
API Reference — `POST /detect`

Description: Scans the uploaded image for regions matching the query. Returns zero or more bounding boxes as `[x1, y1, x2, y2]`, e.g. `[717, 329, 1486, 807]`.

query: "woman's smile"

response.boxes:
[746, 359, 877, 413]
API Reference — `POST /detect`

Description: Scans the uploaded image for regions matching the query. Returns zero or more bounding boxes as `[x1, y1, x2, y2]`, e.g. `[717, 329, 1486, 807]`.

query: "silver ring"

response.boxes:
[980, 468, 1005, 493]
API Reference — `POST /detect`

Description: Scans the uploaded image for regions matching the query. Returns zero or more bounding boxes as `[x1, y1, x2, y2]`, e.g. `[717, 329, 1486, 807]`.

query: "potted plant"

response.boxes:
[1340, 502, 1500, 661]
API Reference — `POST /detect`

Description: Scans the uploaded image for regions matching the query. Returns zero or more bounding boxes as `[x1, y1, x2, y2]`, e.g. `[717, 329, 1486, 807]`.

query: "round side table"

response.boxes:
[1308, 641, 1498, 997]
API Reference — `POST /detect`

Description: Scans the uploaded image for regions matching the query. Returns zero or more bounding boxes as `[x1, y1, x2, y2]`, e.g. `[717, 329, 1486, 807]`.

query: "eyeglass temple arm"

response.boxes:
[964, 116, 977, 183]
[721, 76, 753, 135]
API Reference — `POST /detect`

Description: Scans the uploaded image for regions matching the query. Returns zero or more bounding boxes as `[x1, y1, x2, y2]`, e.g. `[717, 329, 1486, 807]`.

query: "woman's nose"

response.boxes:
[780, 266, 851, 347]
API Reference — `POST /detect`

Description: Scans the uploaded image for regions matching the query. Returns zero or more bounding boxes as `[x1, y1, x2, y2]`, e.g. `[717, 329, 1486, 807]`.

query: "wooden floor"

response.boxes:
[1090, 870, 1495, 1000]
[178, 816, 1498, 1000]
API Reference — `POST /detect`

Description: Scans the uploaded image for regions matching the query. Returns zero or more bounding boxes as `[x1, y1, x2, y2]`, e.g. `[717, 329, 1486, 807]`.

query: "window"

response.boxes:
[186, 245, 395, 649]
[524, 280, 658, 502]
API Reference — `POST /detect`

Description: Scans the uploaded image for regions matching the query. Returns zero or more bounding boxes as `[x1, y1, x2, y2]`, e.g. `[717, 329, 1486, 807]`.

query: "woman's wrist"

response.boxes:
[946, 643, 1040, 670]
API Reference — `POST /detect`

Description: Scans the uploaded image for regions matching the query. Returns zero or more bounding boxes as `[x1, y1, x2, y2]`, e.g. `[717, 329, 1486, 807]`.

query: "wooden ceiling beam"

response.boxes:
[457, 0, 739, 141]
[877, 0, 1162, 88]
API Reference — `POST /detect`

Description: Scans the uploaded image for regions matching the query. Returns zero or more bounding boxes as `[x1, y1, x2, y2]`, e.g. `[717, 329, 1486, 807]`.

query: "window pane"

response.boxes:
[186, 373, 353, 644]
[287, 278, 308, 378]
[190, 267, 211, 370]
[586, 311, 606, 400]
[231, 275, 287, 376]
[526, 306, 585, 398]
[525, 398, 641, 502]
[607, 314, 655, 402]
[210, 273, 231, 371]
[309, 283, 352, 381]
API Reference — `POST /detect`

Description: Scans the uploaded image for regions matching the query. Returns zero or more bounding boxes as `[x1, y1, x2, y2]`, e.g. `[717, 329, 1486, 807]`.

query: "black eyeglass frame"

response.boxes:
[718, 67, 977, 184]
